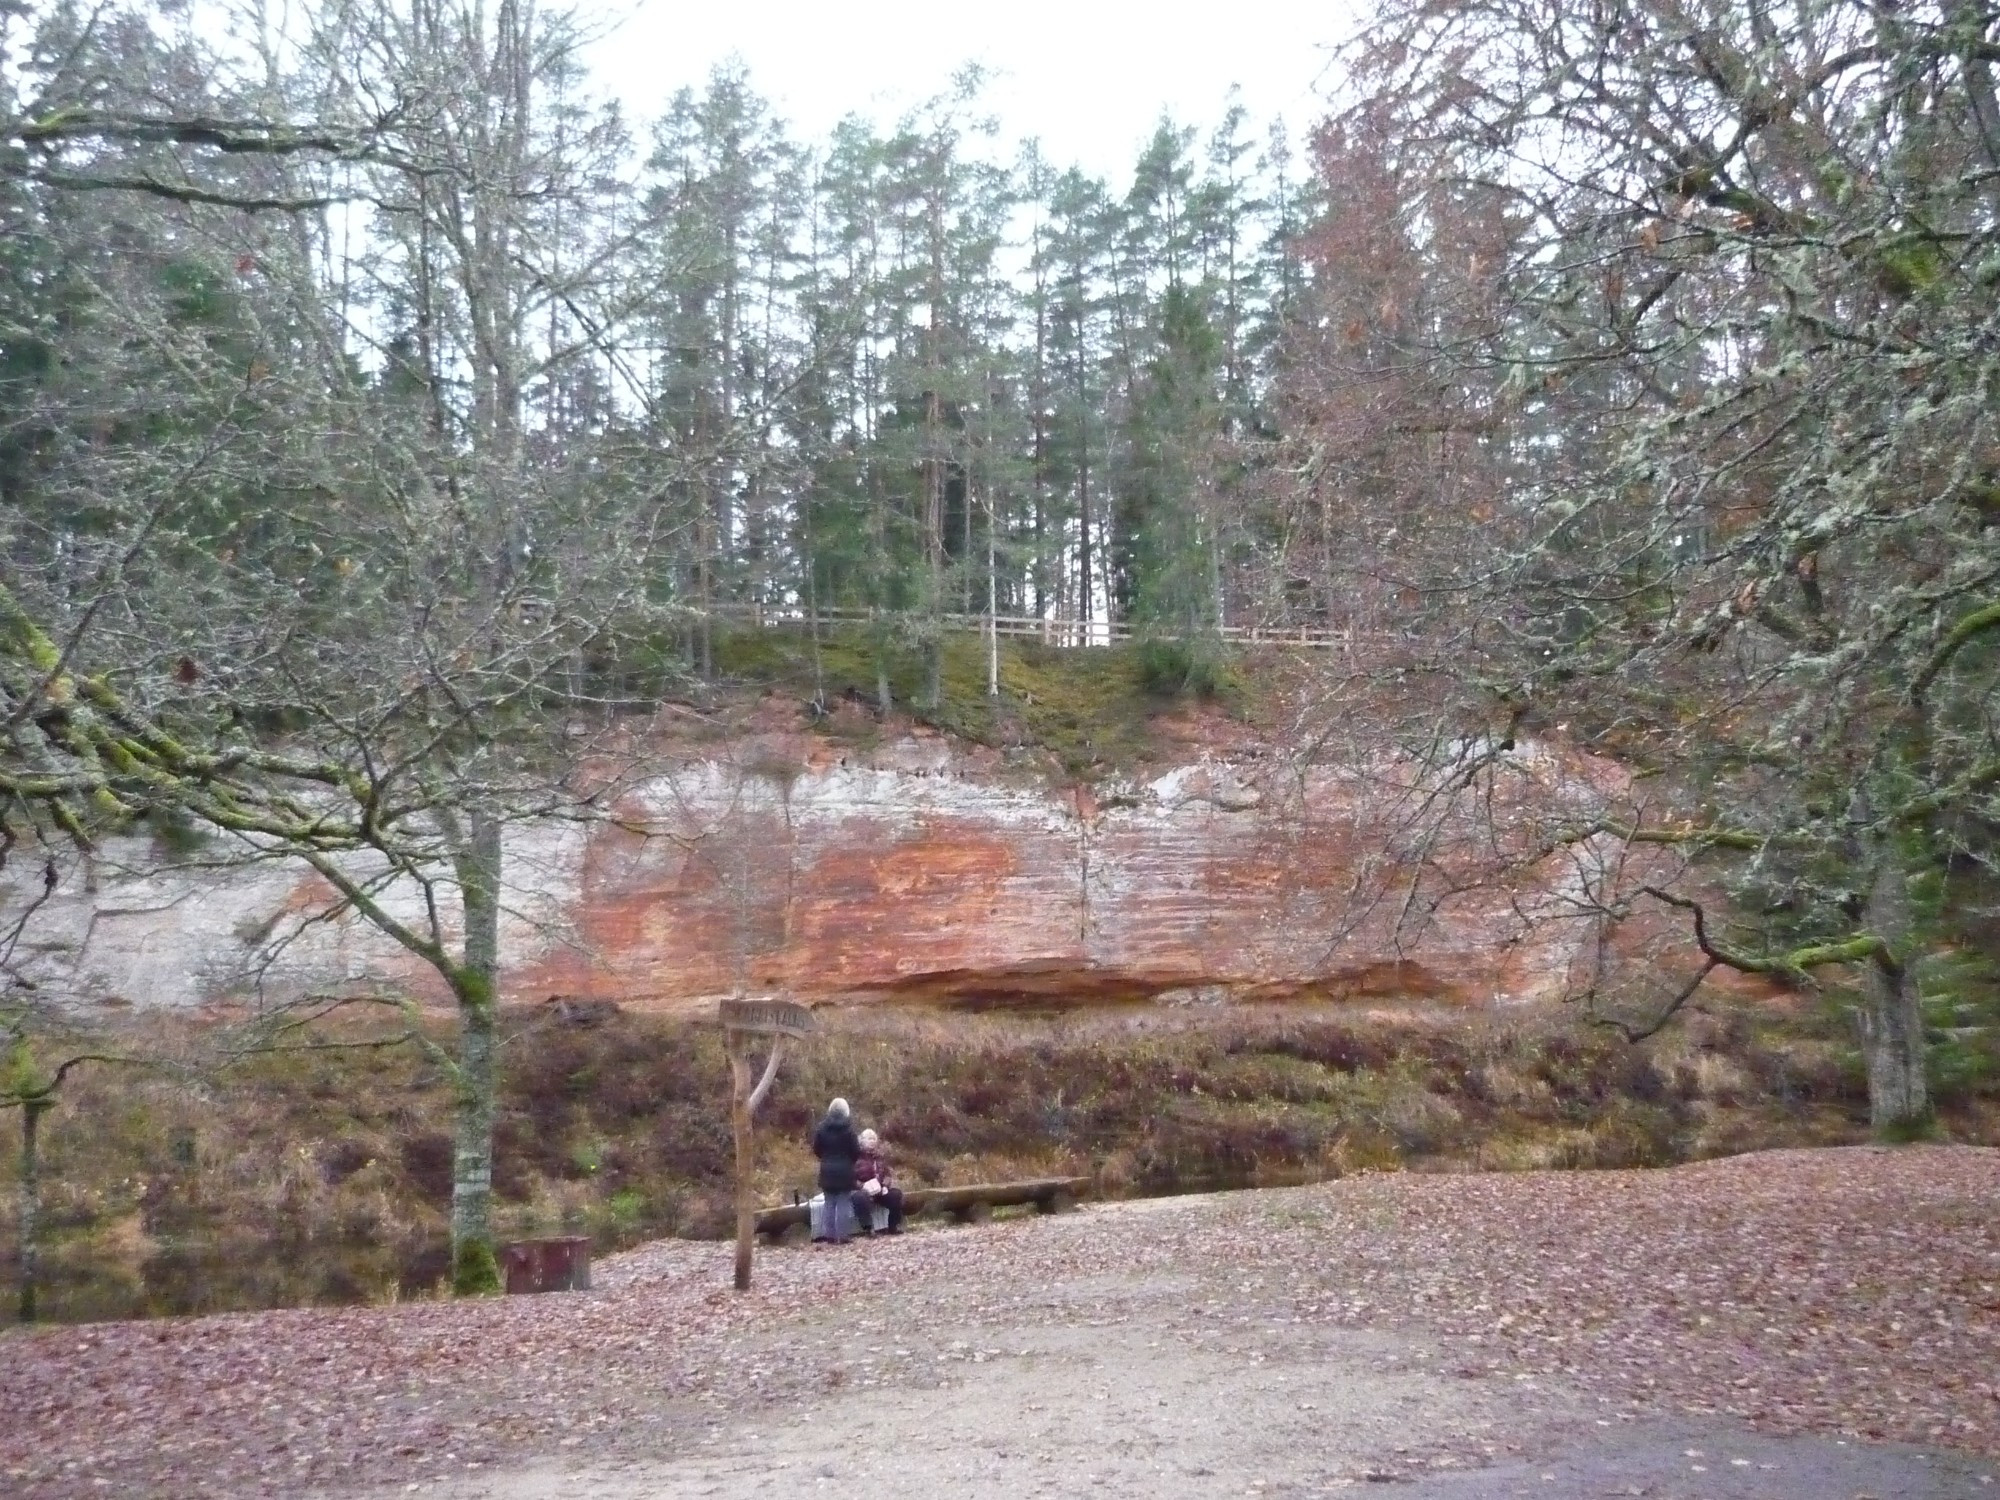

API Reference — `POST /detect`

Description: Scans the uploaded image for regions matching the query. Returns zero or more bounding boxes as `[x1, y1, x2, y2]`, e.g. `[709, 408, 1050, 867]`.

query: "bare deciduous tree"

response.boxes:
[1284, 0, 2000, 1134]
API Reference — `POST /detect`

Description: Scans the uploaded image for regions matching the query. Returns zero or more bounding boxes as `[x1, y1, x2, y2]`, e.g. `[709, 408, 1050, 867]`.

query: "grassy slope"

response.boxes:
[6, 999, 1994, 1320]
[706, 621, 1247, 774]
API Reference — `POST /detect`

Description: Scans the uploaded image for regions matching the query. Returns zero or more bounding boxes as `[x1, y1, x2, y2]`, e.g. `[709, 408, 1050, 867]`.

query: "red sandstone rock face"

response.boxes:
[3, 729, 1662, 1016]
[499, 731, 1627, 1015]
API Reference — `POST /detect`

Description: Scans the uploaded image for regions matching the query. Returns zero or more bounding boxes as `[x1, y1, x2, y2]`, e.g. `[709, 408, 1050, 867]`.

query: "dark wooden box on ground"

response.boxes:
[500, 1236, 592, 1294]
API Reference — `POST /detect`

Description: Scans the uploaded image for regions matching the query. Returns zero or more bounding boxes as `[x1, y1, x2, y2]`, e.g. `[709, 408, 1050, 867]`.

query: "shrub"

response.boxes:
[451, 1238, 501, 1297]
[1134, 637, 1238, 700]
[398, 1132, 454, 1202]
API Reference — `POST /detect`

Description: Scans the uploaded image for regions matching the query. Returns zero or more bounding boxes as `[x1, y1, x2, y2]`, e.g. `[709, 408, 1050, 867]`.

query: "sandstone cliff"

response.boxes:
[1, 719, 1635, 1017]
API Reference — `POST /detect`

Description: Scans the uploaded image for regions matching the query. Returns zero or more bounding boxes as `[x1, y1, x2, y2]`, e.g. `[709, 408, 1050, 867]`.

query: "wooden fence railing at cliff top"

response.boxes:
[660, 601, 1397, 652]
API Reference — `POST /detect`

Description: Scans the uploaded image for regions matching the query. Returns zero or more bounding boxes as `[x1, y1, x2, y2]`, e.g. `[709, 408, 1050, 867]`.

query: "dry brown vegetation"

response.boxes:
[5, 998, 1995, 1321]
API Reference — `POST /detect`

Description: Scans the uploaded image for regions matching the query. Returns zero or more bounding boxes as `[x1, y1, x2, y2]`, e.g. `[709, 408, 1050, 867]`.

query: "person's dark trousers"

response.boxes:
[849, 1187, 905, 1234]
[849, 1188, 877, 1235]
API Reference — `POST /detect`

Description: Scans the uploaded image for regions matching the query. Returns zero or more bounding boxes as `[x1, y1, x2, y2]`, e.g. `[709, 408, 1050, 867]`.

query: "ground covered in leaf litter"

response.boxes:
[0, 1145, 1993, 1498]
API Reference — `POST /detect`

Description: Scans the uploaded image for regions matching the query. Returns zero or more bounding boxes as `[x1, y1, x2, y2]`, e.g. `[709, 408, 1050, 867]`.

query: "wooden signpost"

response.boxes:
[719, 997, 814, 1291]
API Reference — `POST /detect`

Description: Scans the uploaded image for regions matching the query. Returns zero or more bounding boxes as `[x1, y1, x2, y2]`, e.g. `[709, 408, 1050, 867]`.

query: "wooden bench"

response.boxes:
[753, 1175, 1088, 1244]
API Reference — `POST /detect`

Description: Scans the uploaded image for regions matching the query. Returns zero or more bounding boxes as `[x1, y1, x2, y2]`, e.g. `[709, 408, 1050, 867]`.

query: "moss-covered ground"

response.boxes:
[701, 622, 1247, 774]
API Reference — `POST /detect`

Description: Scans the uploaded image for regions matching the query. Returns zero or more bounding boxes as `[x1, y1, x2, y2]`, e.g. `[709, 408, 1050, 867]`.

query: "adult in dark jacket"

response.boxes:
[810, 1097, 863, 1240]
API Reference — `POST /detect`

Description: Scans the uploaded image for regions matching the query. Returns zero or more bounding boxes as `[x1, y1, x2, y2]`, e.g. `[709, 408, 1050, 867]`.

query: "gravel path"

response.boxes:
[2, 1145, 1994, 1498]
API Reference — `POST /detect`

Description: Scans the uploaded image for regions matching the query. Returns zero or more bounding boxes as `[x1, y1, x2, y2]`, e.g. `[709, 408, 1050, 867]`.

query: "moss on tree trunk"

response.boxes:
[449, 812, 504, 1295]
[18, 1098, 46, 1322]
[1859, 841, 1934, 1141]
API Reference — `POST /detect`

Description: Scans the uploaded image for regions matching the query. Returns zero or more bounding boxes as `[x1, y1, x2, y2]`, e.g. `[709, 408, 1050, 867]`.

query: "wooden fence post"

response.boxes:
[719, 998, 815, 1292]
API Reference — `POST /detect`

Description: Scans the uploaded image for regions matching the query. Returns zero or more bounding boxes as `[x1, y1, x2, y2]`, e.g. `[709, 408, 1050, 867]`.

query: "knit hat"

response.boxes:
[828, 1097, 850, 1120]
[859, 1128, 879, 1149]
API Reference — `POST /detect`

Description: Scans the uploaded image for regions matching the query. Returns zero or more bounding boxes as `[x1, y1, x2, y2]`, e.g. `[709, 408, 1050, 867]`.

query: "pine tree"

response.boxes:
[643, 64, 804, 672]
[1040, 168, 1116, 639]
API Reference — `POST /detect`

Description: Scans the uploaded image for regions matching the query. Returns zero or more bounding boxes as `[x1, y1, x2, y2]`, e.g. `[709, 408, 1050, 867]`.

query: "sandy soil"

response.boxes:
[370, 1256, 1993, 1500]
[380, 1242, 1557, 1499]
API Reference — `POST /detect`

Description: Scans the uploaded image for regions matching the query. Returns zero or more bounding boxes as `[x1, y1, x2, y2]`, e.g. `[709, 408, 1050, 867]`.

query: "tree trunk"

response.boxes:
[1858, 842, 1933, 1139]
[729, 1046, 754, 1292]
[1076, 339, 1093, 646]
[450, 811, 504, 1294]
[18, 1098, 45, 1323]
[985, 489, 1000, 698]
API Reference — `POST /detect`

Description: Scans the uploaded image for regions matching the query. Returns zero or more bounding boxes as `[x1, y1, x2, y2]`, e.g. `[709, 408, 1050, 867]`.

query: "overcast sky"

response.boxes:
[578, 1, 1359, 183]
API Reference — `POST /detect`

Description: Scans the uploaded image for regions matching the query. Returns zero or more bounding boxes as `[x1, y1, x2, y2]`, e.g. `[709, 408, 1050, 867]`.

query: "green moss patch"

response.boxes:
[710, 621, 1233, 773]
